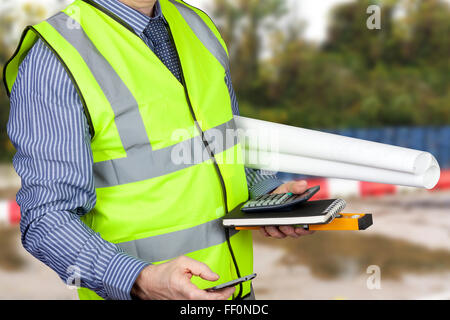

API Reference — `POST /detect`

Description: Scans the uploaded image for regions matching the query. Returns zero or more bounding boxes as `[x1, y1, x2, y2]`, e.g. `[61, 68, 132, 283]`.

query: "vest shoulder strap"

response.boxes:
[165, 0, 230, 72]
[2, 24, 96, 137]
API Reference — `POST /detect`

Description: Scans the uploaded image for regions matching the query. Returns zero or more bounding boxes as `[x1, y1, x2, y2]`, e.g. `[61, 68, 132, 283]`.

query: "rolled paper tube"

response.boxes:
[235, 116, 436, 175]
[244, 149, 441, 189]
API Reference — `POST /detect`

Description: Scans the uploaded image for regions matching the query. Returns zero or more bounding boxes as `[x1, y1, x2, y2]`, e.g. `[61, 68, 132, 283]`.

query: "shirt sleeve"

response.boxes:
[7, 39, 149, 300]
[224, 71, 284, 197]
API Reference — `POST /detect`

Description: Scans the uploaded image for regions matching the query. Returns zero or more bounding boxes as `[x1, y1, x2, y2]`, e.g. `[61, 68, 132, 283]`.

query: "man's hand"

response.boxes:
[260, 180, 316, 239]
[131, 256, 235, 300]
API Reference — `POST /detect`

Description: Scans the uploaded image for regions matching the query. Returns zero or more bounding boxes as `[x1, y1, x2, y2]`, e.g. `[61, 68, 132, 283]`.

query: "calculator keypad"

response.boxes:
[241, 186, 320, 213]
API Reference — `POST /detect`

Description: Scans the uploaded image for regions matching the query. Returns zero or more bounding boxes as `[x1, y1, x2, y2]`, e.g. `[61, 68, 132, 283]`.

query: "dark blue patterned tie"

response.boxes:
[143, 17, 182, 83]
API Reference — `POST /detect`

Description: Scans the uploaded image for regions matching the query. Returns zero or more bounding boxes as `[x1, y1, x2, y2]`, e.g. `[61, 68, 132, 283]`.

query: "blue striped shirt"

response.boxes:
[7, 0, 283, 300]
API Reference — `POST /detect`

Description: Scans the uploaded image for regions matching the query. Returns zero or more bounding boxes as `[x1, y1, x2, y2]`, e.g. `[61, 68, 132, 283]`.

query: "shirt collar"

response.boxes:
[91, 0, 164, 36]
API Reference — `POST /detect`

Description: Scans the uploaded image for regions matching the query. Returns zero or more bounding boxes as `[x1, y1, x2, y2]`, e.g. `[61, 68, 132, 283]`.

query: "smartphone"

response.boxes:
[206, 273, 257, 291]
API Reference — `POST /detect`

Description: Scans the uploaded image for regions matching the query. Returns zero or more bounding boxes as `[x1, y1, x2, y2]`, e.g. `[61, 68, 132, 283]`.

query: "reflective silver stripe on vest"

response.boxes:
[117, 218, 239, 262]
[47, 12, 239, 188]
[93, 119, 239, 187]
[168, 0, 230, 72]
[48, 12, 151, 156]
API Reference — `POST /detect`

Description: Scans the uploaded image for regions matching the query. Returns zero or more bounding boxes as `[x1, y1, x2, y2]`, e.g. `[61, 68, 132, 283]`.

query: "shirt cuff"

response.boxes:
[102, 252, 150, 300]
[249, 177, 284, 198]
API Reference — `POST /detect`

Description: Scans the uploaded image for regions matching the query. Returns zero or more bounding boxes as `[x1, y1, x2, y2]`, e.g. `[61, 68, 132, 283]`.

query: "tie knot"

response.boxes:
[143, 17, 170, 46]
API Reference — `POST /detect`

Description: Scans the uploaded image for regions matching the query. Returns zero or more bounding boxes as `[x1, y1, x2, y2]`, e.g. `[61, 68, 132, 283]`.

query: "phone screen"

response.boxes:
[206, 273, 257, 291]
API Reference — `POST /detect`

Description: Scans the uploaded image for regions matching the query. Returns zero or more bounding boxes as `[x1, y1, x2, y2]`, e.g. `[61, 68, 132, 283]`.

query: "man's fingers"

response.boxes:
[180, 256, 219, 282]
[181, 281, 213, 300]
[259, 227, 270, 237]
[279, 225, 299, 238]
[264, 180, 313, 240]
[175, 257, 235, 300]
[265, 226, 286, 239]
[261, 226, 314, 239]
[288, 180, 308, 194]
[295, 227, 315, 236]
[273, 180, 308, 195]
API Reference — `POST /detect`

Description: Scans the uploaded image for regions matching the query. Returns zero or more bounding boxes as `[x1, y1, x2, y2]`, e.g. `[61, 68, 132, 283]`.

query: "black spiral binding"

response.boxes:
[324, 199, 347, 218]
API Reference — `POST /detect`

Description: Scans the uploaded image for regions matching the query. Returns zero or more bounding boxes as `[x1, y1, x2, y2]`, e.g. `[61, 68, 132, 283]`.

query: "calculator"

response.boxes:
[240, 186, 320, 213]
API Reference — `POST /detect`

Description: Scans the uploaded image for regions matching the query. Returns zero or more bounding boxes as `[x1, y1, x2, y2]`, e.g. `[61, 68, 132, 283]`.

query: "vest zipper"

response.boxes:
[165, 22, 243, 300]
[165, 28, 229, 213]
[80, 0, 244, 299]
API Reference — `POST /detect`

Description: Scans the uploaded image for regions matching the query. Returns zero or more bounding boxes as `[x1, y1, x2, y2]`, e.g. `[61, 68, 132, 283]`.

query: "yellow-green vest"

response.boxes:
[4, 0, 253, 300]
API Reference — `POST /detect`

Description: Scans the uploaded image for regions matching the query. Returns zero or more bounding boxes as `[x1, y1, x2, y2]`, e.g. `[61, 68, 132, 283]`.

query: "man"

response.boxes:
[5, 0, 313, 300]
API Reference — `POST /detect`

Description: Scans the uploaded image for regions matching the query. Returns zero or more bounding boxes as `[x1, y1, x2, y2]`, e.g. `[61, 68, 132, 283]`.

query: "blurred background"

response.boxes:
[0, 0, 449, 299]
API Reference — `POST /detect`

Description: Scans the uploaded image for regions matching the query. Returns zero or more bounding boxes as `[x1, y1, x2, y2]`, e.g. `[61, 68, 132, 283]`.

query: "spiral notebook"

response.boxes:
[222, 199, 346, 227]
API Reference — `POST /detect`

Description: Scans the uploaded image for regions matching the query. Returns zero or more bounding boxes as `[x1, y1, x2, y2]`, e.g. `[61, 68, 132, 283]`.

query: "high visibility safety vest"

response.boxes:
[4, 0, 253, 300]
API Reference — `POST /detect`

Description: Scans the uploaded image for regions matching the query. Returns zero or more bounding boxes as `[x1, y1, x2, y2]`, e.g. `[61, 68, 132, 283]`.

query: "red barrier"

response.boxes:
[433, 170, 450, 190]
[8, 200, 21, 225]
[359, 182, 396, 197]
[304, 169, 450, 199]
[304, 178, 329, 200]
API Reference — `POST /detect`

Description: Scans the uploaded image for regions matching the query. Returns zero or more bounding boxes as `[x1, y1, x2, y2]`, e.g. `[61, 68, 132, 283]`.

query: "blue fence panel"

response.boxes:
[408, 127, 425, 152]
[440, 127, 450, 168]
[425, 128, 440, 163]
[367, 128, 382, 143]
[315, 126, 450, 169]
[382, 128, 397, 145]
[395, 127, 410, 148]
[353, 129, 368, 141]
[337, 128, 354, 138]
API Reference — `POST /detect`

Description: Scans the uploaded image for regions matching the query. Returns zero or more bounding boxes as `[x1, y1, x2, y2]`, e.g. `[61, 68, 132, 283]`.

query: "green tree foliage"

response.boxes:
[216, 0, 450, 129]
[213, 0, 287, 97]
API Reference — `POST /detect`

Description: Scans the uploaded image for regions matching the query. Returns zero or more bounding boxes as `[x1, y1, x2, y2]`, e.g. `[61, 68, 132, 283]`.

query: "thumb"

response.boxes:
[184, 257, 219, 282]
[289, 180, 308, 194]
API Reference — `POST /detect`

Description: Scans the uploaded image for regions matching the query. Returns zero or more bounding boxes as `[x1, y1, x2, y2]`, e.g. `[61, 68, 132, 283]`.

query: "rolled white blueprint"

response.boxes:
[235, 116, 435, 175]
[245, 150, 441, 189]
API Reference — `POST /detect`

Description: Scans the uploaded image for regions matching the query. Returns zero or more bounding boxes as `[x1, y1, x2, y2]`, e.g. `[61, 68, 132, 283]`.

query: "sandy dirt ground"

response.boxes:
[253, 190, 450, 300]
[0, 189, 449, 300]
[0, 244, 78, 300]
[253, 240, 450, 300]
